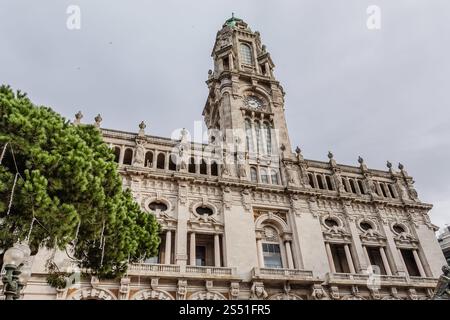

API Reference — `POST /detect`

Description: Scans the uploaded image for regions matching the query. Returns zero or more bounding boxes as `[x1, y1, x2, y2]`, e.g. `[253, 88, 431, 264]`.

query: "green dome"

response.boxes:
[225, 13, 243, 27]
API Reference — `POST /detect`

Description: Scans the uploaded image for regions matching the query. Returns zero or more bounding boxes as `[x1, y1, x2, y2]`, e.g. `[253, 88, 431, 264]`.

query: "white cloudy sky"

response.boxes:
[0, 0, 449, 231]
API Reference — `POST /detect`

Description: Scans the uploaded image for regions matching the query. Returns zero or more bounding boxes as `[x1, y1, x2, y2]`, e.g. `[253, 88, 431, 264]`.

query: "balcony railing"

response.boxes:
[128, 263, 181, 275]
[326, 272, 437, 288]
[185, 265, 235, 275]
[252, 267, 315, 283]
[127, 263, 236, 278]
[409, 276, 438, 287]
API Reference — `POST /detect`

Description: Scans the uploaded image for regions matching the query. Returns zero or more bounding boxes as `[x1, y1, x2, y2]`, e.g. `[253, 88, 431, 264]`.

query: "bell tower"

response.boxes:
[203, 15, 293, 161]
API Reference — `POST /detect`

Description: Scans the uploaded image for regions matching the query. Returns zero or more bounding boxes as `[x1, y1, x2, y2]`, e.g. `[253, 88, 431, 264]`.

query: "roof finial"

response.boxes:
[232, 12, 234, 18]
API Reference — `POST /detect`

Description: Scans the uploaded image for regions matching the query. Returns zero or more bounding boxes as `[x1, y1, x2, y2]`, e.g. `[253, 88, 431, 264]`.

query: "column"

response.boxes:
[363, 245, 371, 267]
[214, 234, 221, 267]
[119, 146, 125, 164]
[412, 250, 426, 277]
[397, 248, 408, 276]
[256, 239, 264, 268]
[379, 247, 392, 275]
[229, 53, 234, 71]
[325, 242, 336, 273]
[164, 230, 172, 265]
[190, 232, 196, 266]
[344, 244, 356, 274]
[348, 219, 368, 272]
[164, 151, 169, 170]
[151, 150, 156, 168]
[285, 241, 294, 269]
[381, 222, 406, 276]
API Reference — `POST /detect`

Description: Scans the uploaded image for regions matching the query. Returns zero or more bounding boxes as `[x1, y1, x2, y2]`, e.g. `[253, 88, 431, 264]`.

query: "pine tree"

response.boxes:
[0, 85, 160, 278]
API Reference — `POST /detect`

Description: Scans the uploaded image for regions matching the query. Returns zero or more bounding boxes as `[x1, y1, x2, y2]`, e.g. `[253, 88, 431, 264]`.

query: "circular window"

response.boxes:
[324, 218, 339, 228]
[360, 222, 373, 231]
[196, 206, 214, 216]
[393, 224, 405, 234]
[148, 202, 168, 212]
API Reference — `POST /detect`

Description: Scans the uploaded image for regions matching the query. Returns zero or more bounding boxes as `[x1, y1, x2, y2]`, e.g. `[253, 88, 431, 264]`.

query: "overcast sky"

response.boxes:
[0, 0, 449, 230]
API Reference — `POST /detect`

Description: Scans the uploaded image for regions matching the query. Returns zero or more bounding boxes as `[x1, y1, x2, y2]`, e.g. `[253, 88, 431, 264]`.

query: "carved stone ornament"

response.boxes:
[118, 277, 130, 300]
[250, 282, 268, 300]
[241, 188, 252, 211]
[230, 282, 240, 300]
[176, 280, 188, 300]
[311, 284, 329, 300]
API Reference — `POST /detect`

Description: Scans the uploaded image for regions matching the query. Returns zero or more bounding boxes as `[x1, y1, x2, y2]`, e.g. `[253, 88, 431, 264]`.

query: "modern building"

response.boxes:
[21, 16, 447, 300]
[438, 226, 450, 261]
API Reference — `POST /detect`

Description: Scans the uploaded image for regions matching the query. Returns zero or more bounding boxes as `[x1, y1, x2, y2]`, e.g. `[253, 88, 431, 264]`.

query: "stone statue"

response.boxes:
[395, 179, 410, 200]
[433, 261, 450, 300]
[332, 170, 345, 193]
[178, 145, 187, 170]
[237, 153, 246, 178]
[221, 153, 230, 176]
[285, 164, 296, 185]
[133, 140, 145, 166]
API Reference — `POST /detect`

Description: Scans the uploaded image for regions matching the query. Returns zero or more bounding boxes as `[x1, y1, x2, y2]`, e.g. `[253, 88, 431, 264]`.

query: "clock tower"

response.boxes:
[203, 15, 294, 167]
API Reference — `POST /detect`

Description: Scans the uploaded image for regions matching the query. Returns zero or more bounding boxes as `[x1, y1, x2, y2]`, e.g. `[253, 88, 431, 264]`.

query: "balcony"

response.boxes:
[127, 263, 238, 280]
[252, 267, 318, 284]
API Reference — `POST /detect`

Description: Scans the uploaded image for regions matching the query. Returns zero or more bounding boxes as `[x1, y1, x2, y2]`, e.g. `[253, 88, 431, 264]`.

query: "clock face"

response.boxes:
[244, 96, 263, 109]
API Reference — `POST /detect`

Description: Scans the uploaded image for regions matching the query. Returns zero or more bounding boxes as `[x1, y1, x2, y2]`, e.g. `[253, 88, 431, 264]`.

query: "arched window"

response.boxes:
[123, 148, 133, 165]
[271, 169, 279, 185]
[211, 161, 218, 176]
[255, 122, 262, 154]
[264, 122, 272, 155]
[145, 151, 153, 167]
[169, 153, 177, 171]
[245, 119, 254, 152]
[358, 180, 365, 195]
[325, 176, 334, 190]
[113, 146, 121, 163]
[317, 175, 325, 190]
[380, 183, 388, 198]
[262, 226, 282, 269]
[260, 168, 269, 184]
[240, 43, 253, 65]
[188, 157, 196, 173]
[157, 153, 165, 169]
[388, 184, 396, 198]
[349, 179, 357, 194]
[200, 159, 207, 175]
[308, 173, 315, 188]
[250, 167, 258, 182]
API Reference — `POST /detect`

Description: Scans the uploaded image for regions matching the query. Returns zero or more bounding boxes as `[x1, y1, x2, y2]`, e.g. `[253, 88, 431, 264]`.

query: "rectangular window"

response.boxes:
[366, 247, 387, 275]
[262, 243, 283, 269]
[196, 246, 206, 266]
[330, 244, 350, 273]
[400, 249, 421, 277]
[223, 57, 229, 70]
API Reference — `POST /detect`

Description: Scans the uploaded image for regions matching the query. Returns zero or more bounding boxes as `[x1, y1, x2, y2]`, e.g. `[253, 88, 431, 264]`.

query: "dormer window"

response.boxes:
[240, 43, 253, 65]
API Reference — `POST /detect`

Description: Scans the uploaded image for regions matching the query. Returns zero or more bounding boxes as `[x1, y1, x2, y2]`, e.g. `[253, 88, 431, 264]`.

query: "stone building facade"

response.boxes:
[21, 16, 446, 300]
